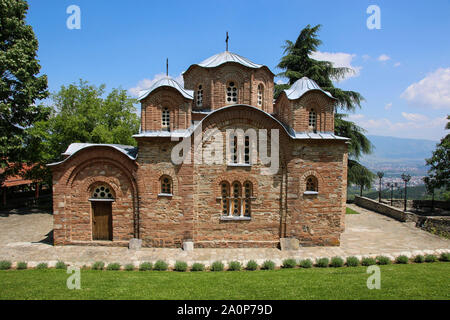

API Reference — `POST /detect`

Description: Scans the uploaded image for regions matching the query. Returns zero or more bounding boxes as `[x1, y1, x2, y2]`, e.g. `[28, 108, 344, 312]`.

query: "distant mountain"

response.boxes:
[358, 135, 438, 176]
[364, 135, 438, 161]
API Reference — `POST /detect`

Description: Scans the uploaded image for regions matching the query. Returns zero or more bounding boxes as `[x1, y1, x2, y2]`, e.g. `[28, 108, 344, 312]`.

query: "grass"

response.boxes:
[1, 263, 448, 300]
[346, 207, 360, 215]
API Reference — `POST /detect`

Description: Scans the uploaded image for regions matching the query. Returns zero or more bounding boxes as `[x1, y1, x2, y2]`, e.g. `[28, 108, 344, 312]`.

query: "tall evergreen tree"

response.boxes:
[0, 0, 48, 184]
[275, 24, 373, 186]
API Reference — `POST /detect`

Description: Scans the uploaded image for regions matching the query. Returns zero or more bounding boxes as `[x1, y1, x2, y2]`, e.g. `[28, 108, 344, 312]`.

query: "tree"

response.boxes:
[26, 80, 140, 184]
[424, 117, 449, 196]
[275, 24, 373, 186]
[349, 160, 375, 196]
[0, 0, 48, 185]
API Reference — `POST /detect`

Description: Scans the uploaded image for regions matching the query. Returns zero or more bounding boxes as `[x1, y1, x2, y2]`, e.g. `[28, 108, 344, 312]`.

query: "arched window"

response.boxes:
[220, 182, 230, 216]
[306, 176, 318, 192]
[308, 109, 316, 131]
[226, 81, 238, 104]
[243, 181, 252, 217]
[91, 184, 114, 200]
[162, 107, 170, 131]
[257, 84, 263, 107]
[231, 181, 241, 216]
[196, 84, 203, 107]
[160, 176, 172, 194]
[230, 134, 238, 164]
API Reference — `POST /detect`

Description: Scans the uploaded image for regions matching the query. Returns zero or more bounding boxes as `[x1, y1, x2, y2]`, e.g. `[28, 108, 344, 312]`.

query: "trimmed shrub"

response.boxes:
[228, 261, 241, 271]
[346, 256, 360, 267]
[361, 257, 376, 266]
[395, 255, 409, 264]
[282, 258, 297, 269]
[425, 254, 437, 263]
[261, 260, 275, 270]
[153, 260, 168, 271]
[210, 261, 224, 272]
[36, 262, 48, 269]
[246, 260, 258, 271]
[191, 263, 205, 272]
[414, 255, 425, 263]
[16, 261, 28, 270]
[376, 256, 391, 265]
[330, 257, 344, 268]
[299, 259, 313, 268]
[174, 261, 188, 272]
[439, 252, 450, 262]
[106, 263, 121, 270]
[55, 261, 67, 269]
[0, 260, 12, 270]
[92, 261, 105, 270]
[316, 258, 329, 268]
[139, 262, 152, 271]
[124, 264, 135, 271]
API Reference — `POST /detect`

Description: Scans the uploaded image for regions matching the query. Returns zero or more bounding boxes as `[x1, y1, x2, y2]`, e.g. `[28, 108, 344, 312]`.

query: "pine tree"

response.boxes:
[275, 24, 373, 186]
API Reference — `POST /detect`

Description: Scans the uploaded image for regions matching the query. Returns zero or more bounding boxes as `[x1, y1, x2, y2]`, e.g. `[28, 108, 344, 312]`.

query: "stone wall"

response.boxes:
[417, 216, 450, 238]
[354, 196, 418, 223]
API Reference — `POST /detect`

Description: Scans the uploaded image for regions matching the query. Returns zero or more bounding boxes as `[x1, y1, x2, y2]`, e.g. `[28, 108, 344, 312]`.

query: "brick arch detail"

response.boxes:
[299, 170, 324, 193]
[154, 169, 179, 195]
[213, 174, 258, 197]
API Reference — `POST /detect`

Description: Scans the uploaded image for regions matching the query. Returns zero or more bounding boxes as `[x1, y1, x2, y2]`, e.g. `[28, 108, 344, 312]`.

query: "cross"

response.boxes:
[166, 58, 168, 76]
[226, 31, 229, 51]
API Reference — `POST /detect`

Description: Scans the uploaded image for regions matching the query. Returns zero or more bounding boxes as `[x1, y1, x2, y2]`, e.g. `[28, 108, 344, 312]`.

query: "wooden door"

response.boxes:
[92, 201, 112, 240]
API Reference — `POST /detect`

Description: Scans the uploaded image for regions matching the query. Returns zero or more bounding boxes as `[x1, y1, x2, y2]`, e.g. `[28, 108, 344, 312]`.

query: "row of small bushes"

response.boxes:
[1, 253, 448, 271]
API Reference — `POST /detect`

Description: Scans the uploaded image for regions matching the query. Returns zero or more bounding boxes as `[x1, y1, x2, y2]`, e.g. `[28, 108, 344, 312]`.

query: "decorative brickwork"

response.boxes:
[50, 51, 348, 248]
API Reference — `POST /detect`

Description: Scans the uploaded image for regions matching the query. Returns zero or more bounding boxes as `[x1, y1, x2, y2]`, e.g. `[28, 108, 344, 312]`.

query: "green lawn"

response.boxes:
[0, 263, 448, 299]
[346, 207, 360, 214]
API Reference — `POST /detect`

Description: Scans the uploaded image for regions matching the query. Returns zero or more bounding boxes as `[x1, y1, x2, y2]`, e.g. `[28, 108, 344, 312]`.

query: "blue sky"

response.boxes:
[27, 0, 449, 141]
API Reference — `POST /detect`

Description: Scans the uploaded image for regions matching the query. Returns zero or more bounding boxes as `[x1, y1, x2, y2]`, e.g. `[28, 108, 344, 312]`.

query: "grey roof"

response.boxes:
[47, 143, 137, 166]
[284, 77, 335, 100]
[135, 104, 349, 141]
[137, 76, 194, 101]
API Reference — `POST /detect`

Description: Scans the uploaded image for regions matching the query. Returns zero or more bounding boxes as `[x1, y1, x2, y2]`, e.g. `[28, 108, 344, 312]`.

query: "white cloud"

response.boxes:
[378, 54, 391, 62]
[384, 102, 393, 110]
[401, 112, 428, 122]
[400, 68, 450, 109]
[128, 73, 184, 98]
[309, 51, 361, 81]
[394, 62, 401, 67]
[348, 114, 447, 140]
[362, 54, 370, 61]
[347, 114, 365, 120]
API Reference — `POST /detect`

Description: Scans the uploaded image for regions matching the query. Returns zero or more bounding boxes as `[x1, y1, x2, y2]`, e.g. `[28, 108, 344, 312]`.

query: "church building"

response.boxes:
[49, 49, 349, 248]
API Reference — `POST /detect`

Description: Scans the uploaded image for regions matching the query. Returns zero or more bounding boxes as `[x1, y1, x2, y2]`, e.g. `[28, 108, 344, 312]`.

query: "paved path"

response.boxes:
[0, 205, 448, 267]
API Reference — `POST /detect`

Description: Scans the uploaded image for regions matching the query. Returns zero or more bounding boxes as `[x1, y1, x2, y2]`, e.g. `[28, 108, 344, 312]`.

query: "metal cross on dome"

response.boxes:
[226, 31, 229, 51]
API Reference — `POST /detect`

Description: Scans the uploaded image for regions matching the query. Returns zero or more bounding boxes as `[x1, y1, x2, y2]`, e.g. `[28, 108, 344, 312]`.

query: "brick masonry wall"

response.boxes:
[51, 147, 138, 245]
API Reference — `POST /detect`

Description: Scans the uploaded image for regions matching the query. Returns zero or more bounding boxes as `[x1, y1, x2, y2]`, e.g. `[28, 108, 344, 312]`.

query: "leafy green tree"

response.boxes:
[0, 0, 48, 184]
[424, 117, 449, 196]
[349, 160, 375, 196]
[275, 24, 373, 186]
[26, 80, 140, 183]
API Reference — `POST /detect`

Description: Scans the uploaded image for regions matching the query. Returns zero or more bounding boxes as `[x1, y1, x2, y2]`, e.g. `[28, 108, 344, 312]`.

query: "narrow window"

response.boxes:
[220, 182, 230, 216]
[243, 181, 252, 217]
[230, 134, 238, 164]
[161, 176, 172, 194]
[226, 81, 238, 104]
[162, 107, 170, 131]
[308, 109, 316, 131]
[244, 136, 250, 164]
[257, 84, 263, 107]
[306, 176, 318, 192]
[196, 84, 203, 107]
[231, 182, 241, 216]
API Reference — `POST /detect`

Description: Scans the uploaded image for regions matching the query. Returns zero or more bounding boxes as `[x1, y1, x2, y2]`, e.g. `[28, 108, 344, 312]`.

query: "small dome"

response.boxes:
[284, 77, 335, 100]
[138, 76, 194, 101]
[184, 51, 273, 75]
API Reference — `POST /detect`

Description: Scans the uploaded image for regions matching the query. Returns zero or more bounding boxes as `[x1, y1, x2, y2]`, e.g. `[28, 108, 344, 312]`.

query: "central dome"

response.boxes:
[197, 51, 264, 69]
